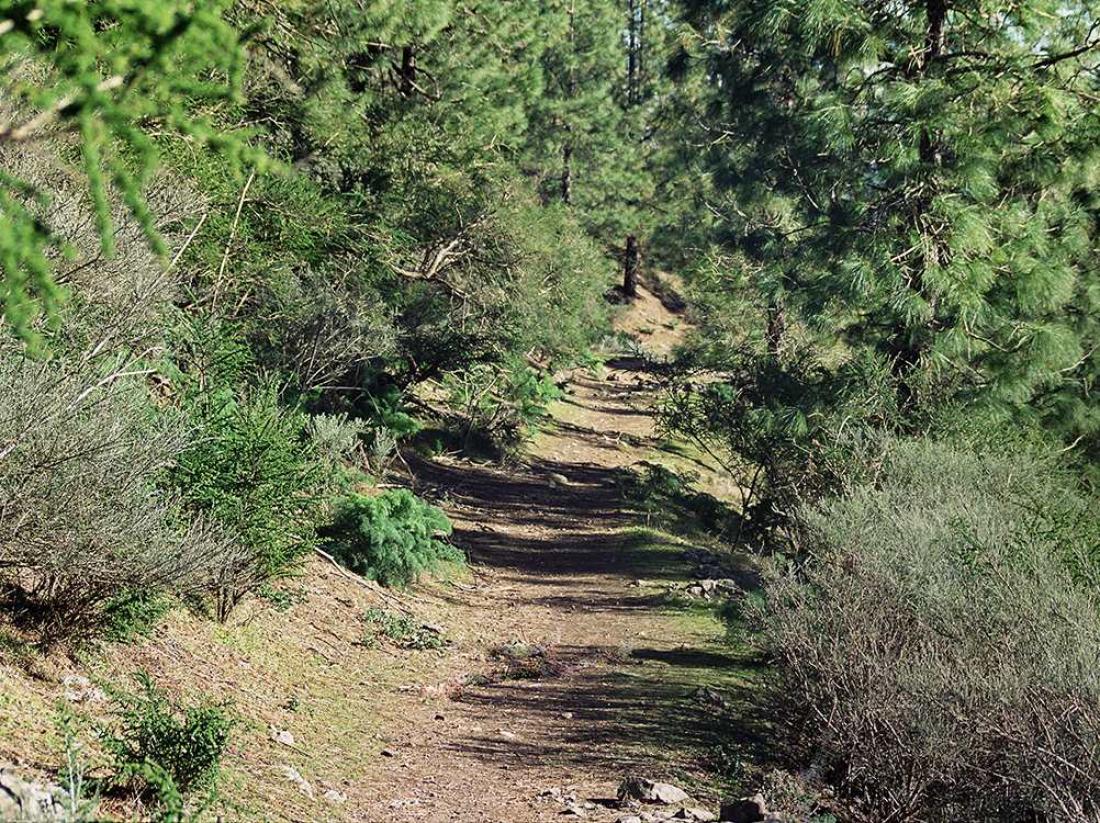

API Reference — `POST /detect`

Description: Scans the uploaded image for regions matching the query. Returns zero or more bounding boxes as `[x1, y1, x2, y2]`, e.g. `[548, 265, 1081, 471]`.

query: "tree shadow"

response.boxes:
[449, 640, 771, 788]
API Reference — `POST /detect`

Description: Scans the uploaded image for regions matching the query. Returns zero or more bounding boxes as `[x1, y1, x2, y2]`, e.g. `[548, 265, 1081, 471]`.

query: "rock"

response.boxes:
[269, 726, 295, 747]
[618, 777, 691, 805]
[380, 748, 396, 758]
[719, 793, 767, 822]
[281, 765, 314, 800]
[434, 713, 445, 721]
[0, 766, 65, 821]
[676, 807, 717, 822]
[617, 817, 642, 823]
[548, 472, 571, 488]
[323, 788, 347, 804]
[562, 805, 587, 818]
[61, 674, 105, 704]
[685, 584, 706, 598]
[561, 711, 574, 719]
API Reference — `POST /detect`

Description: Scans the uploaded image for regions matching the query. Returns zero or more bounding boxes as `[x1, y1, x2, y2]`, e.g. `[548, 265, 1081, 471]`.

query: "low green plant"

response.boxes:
[103, 591, 172, 643]
[320, 490, 459, 587]
[443, 358, 562, 454]
[362, 608, 446, 650]
[171, 382, 322, 617]
[103, 673, 231, 818]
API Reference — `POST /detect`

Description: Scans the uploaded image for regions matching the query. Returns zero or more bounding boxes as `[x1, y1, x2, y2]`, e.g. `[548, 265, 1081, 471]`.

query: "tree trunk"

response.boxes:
[561, 142, 573, 205]
[765, 299, 785, 358]
[891, 0, 948, 408]
[623, 234, 640, 298]
[561, 1, 576, 205]
[399, 45, 417, 96]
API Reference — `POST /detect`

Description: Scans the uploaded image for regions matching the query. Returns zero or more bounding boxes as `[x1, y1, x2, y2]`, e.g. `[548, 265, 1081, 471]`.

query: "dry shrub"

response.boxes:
[0, 353, 228, 644]
[759, 437, 1100, 822]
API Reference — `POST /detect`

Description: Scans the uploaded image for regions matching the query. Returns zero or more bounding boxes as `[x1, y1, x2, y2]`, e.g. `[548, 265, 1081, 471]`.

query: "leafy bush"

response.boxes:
[103, 592, 173, 644]
[0, 352, 226, 644]
[661, 348, 898, 543]
[104, 673, 231, 817]
[756, 437, 1100, 822]
[171, 384, 322, 618]
[320, 490, 459, 587]
[443, 357, 562, 454]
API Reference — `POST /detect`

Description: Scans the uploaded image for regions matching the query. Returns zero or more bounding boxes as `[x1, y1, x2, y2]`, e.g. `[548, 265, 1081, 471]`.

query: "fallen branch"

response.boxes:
[312, 547, 416, 615]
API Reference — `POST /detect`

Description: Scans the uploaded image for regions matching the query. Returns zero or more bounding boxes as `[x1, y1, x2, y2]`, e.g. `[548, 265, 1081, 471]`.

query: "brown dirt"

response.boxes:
[0, 282, 760, 822]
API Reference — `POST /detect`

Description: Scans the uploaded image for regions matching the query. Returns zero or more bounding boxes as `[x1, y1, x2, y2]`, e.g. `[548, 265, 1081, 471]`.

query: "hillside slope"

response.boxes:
[0, 282, 759, 822]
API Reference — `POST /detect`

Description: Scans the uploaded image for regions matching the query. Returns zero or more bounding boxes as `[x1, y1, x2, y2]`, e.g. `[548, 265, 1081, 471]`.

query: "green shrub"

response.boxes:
[171, 384, 321, 618]
[320, 490, 459, 587]
[362, 608, 446, 650]
[443, 357, 562, 454]
[104, 673, 231, 816]
[103, 592, 173, 644]
[661, 348, 898, 542]
[757, 437, 1100, 822]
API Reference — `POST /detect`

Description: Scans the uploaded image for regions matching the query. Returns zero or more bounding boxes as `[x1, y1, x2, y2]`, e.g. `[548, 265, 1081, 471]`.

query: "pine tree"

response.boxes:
[0, 0, 250, 345]
[678, 0, 1099, 443]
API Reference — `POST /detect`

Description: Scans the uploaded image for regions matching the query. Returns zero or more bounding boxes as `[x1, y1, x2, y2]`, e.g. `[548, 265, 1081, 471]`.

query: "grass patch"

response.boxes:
[361, 609, 447, 650]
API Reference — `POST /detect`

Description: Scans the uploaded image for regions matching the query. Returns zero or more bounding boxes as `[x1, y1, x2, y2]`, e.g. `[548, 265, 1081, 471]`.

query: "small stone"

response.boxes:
[269, 726, 295, 747]
[719, 793, 767, 823]
[676, 807, 717, 822]
[434, 713, 445, 720]
[323, 789, 347, 804]
[281, 765, 314, 800]
[498, 729, 519, 740]
[0, 765, 65, 821]
[617, 817, 642, 823]
[561, 711, 574, 719]
[380, 748, 396, 758]
[562, 806, 587, 818]
[618, 777, 691, 805]
[62, 674, 105, 704]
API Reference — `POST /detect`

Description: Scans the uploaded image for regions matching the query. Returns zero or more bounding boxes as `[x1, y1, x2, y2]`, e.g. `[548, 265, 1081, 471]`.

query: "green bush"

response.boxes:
[756, 437, 1100, 821]
[171, 384, 322, 618]
[103, 591, 173, 644]
[661, 348, 898, 542]
[321, 490, 459, 587]
[443, 357, 562, 454]
[104, 673, 232, 816]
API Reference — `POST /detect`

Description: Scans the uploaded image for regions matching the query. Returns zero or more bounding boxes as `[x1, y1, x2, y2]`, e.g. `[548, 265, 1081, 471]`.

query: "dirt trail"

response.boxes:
[357, 284, 749, 822]
[0, 282, 753, 823]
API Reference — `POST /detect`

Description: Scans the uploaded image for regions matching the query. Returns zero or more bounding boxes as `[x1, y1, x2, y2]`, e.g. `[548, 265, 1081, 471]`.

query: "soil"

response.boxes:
[350, 282, 759, 822]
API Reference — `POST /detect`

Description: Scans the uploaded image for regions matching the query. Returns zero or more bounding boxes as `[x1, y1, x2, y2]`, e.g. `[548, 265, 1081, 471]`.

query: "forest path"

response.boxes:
[357, 283, 755, 822]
